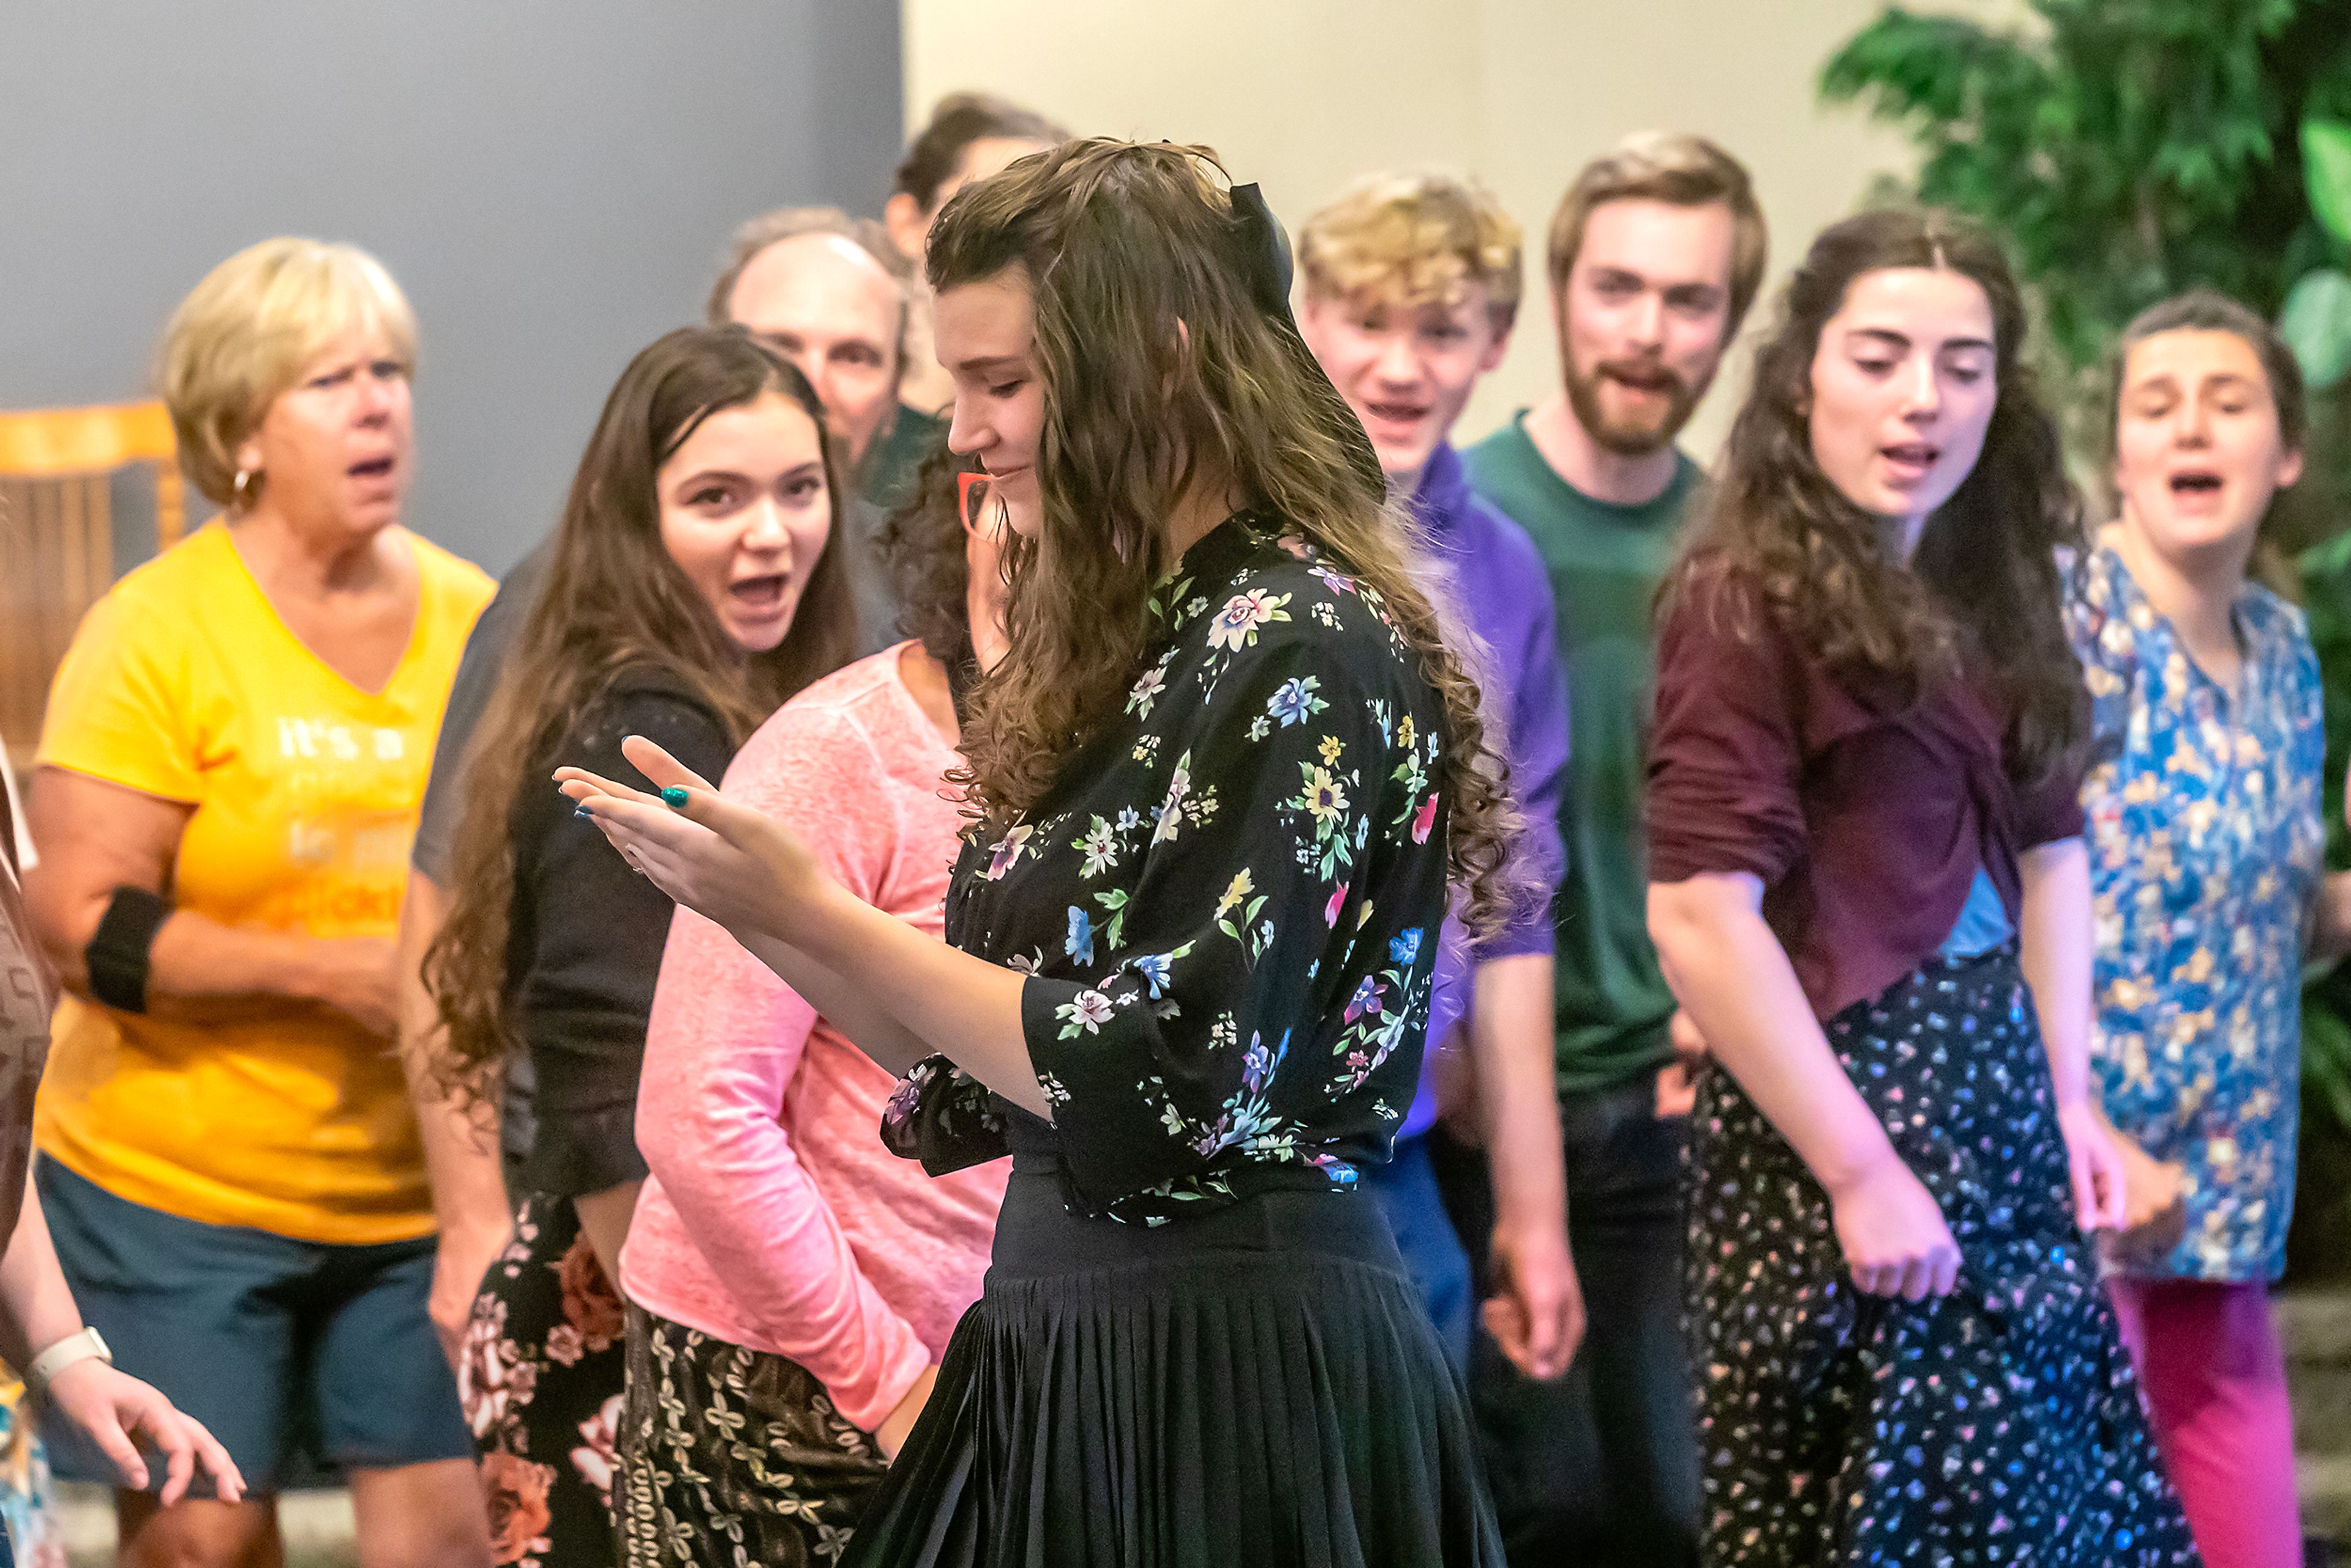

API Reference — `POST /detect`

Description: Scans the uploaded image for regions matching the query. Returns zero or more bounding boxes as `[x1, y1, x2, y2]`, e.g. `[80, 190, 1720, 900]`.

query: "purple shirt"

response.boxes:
[1396, 443, 1572, 1142]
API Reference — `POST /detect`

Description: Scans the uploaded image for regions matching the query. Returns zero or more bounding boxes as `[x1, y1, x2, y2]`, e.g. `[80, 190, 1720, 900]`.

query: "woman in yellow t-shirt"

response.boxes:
[21, 239, 495, 1567]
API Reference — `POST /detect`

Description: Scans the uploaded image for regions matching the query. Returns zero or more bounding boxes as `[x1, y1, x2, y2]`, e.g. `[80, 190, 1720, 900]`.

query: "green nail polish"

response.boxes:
[661, 786, 690, 809]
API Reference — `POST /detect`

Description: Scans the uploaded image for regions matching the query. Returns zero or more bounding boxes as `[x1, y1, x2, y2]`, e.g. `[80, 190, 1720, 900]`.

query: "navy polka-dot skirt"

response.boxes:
[1685, 946, 2200, 1567]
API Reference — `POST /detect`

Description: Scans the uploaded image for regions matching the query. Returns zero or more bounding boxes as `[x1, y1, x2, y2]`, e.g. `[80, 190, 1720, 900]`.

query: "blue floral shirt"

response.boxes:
[880, 513, 1452, 1226]
[2069, 542, 2325, 1281]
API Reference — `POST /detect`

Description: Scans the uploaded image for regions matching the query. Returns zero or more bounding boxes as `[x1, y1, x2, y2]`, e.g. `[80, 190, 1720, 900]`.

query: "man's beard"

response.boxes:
[1562, 351, 1707, 456]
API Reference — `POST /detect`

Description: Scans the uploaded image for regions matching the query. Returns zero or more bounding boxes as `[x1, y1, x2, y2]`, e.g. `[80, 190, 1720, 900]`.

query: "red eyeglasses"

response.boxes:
[957, 471, 1006, 539]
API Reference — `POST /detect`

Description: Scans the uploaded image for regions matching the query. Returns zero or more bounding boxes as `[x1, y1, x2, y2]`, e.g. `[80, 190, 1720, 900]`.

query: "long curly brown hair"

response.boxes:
[422, 326, 858, 1100]
[879, 441, 975, 668]
[925, 139, 1521, 932]
[1664, 208, 2086, 784]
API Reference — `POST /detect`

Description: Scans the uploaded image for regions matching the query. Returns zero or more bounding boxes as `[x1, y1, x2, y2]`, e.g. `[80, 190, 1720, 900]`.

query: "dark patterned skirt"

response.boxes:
[616, 1305, 889, 1566]
[1685, 947, 2200, 1567]
[460, 1193, 629, 1568]
[844, 1153, 1502, 1567]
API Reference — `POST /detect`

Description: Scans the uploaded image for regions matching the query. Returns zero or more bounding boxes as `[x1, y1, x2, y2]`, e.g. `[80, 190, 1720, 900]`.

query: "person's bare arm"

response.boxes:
[1467, 951, 1581, 1380]
[0, 1181, 242, 1503]
[2311, 870, 2351, 966]
[730, 928, 945, 1080]
[562, 749, 1045, 1115]
[2016, 839, 2096, 1111]
[24, 768, 397, 1033]
[1648, 872, 1960, 1300]
[2016, 838, 2126, 1232]
[747, 891, 1044, 1115]
[396, 872, 513, 1368]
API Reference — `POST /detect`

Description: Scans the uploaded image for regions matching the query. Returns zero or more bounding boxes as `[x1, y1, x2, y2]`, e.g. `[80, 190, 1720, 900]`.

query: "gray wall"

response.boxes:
[0, 2, 904, 576]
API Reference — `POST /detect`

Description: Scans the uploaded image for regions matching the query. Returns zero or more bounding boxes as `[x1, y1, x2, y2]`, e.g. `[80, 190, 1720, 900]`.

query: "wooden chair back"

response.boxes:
[0, 401, 184, 767]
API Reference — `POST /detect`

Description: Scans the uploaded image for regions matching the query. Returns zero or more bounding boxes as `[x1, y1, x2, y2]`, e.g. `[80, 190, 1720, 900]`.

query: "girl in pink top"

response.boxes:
[615, 465, 1010, 1563]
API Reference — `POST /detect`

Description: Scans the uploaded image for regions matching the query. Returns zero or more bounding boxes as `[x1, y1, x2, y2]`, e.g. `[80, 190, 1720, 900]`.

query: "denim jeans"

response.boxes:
[1360, 1133, 1475, 1378]
[1430, 1071, 1701, 1567]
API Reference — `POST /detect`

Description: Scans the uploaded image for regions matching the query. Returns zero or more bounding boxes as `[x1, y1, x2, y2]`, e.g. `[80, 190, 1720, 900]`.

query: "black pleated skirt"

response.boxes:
[843, 1148, 1504, 1567]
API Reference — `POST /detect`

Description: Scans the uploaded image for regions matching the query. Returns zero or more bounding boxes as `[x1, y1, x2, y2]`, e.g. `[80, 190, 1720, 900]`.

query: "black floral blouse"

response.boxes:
[881, 512, 1453, 1226]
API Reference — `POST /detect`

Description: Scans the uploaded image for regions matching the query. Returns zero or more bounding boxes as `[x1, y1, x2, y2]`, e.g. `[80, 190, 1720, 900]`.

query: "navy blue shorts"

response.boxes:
[35, 1158, 474, 1494]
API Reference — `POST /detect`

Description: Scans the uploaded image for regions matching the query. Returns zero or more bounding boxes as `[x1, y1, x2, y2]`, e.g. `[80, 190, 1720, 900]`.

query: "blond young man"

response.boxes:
[1458, 132, 1766, 1567]
[1296, 173, 1580, 1390]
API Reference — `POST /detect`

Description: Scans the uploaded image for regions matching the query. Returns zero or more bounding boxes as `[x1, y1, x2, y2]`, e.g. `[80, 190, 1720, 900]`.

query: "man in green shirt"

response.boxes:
[1458, 132, 1766, 1567]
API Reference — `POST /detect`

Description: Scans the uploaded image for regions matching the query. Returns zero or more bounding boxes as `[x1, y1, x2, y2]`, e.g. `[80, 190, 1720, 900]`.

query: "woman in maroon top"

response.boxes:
[1644, 210, 2195, 1568]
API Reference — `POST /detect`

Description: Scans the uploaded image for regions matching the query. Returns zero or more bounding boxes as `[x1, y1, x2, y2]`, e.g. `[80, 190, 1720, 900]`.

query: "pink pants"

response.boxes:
[2107, 1276, 2303, 1568]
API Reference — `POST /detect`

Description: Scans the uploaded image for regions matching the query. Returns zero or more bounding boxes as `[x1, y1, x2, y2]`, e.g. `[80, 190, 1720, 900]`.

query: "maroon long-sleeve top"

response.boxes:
[1644, 562, 2084, 1022]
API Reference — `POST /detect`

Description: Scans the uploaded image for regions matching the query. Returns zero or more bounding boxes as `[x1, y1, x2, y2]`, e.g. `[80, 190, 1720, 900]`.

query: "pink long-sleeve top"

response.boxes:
[620, 646, 1007, 1433]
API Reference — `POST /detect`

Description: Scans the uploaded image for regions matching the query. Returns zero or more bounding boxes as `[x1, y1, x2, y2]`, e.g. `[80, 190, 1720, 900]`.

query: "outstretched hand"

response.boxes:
[555, 735, 830, 943]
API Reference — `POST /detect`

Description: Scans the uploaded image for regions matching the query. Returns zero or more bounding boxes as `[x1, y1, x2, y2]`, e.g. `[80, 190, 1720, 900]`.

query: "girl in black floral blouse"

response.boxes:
[561, 140, 1518, 1566]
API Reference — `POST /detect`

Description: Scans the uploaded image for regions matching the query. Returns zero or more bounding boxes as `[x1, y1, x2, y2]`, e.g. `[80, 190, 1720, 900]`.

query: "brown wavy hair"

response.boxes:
[893, 92, 1070, 214]
[924, 138, 1520, 931]
[422, 326, 857, 1099]
[1663, 207, 2086, 784]
[879, 441, 976, 667]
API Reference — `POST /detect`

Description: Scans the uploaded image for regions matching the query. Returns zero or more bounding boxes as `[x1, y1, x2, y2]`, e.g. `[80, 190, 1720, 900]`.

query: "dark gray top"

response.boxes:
[411, 536, 554, 1169]
[413, 538, 557, 882]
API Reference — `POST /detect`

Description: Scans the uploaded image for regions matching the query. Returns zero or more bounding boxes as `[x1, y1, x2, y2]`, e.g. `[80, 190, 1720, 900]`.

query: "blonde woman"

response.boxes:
[23, 239, 493, 1568]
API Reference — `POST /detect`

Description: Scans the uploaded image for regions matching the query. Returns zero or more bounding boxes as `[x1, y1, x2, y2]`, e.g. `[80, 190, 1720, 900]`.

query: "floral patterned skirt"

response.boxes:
[615, 1305, 888, 1566]
[459, 1193, 629, 1568]
[1685, 947, 2200, 1567]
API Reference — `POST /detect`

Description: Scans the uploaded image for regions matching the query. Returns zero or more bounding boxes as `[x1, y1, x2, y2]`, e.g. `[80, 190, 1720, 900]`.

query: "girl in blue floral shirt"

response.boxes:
[560, 140, 1520, 1566]
[2072, 289, 2351, 1568]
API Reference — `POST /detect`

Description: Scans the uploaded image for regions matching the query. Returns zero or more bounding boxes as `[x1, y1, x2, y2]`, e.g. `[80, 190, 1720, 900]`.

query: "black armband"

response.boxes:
[86, 888, 171, 1013]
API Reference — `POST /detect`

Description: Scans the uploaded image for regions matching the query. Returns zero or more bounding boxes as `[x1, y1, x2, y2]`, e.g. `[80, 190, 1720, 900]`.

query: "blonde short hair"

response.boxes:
[158, 238, 418, 508]
[1297, 171, 1523, 331]
[1546, 132, 1768, 339]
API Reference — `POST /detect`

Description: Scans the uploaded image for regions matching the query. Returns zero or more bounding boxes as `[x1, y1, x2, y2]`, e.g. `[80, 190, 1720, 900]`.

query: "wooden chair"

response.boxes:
[0, 401, 185, 769]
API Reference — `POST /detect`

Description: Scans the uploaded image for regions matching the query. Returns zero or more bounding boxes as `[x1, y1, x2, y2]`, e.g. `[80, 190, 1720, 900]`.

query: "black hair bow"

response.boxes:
[1226, 181, 1386, 503]
[1228, 183, 1295, 319]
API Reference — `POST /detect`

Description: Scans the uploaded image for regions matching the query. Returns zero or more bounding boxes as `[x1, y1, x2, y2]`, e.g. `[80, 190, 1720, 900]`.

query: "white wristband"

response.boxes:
[26, 1327, 110, 1398]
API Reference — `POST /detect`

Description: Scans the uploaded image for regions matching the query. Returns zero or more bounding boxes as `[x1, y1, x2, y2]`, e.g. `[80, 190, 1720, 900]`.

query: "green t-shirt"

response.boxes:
[843, 403, 949, 651]
[1463, 411, 1702, 1097]
[861, 403, 945, 514]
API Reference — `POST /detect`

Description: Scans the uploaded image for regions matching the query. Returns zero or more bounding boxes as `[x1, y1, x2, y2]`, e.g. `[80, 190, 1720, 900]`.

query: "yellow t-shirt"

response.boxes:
[35, 522, 493, 1244]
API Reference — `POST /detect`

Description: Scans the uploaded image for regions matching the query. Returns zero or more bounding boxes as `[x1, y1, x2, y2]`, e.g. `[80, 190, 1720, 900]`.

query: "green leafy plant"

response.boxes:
[2280, 122, 2351, 1280]
[2285, 118, 2351, 391]
[2293, 529, 2351, 1279]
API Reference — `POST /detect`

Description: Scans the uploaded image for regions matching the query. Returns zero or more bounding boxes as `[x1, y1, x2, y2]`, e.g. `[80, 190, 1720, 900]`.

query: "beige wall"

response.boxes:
[902, 0, 2009, 459]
